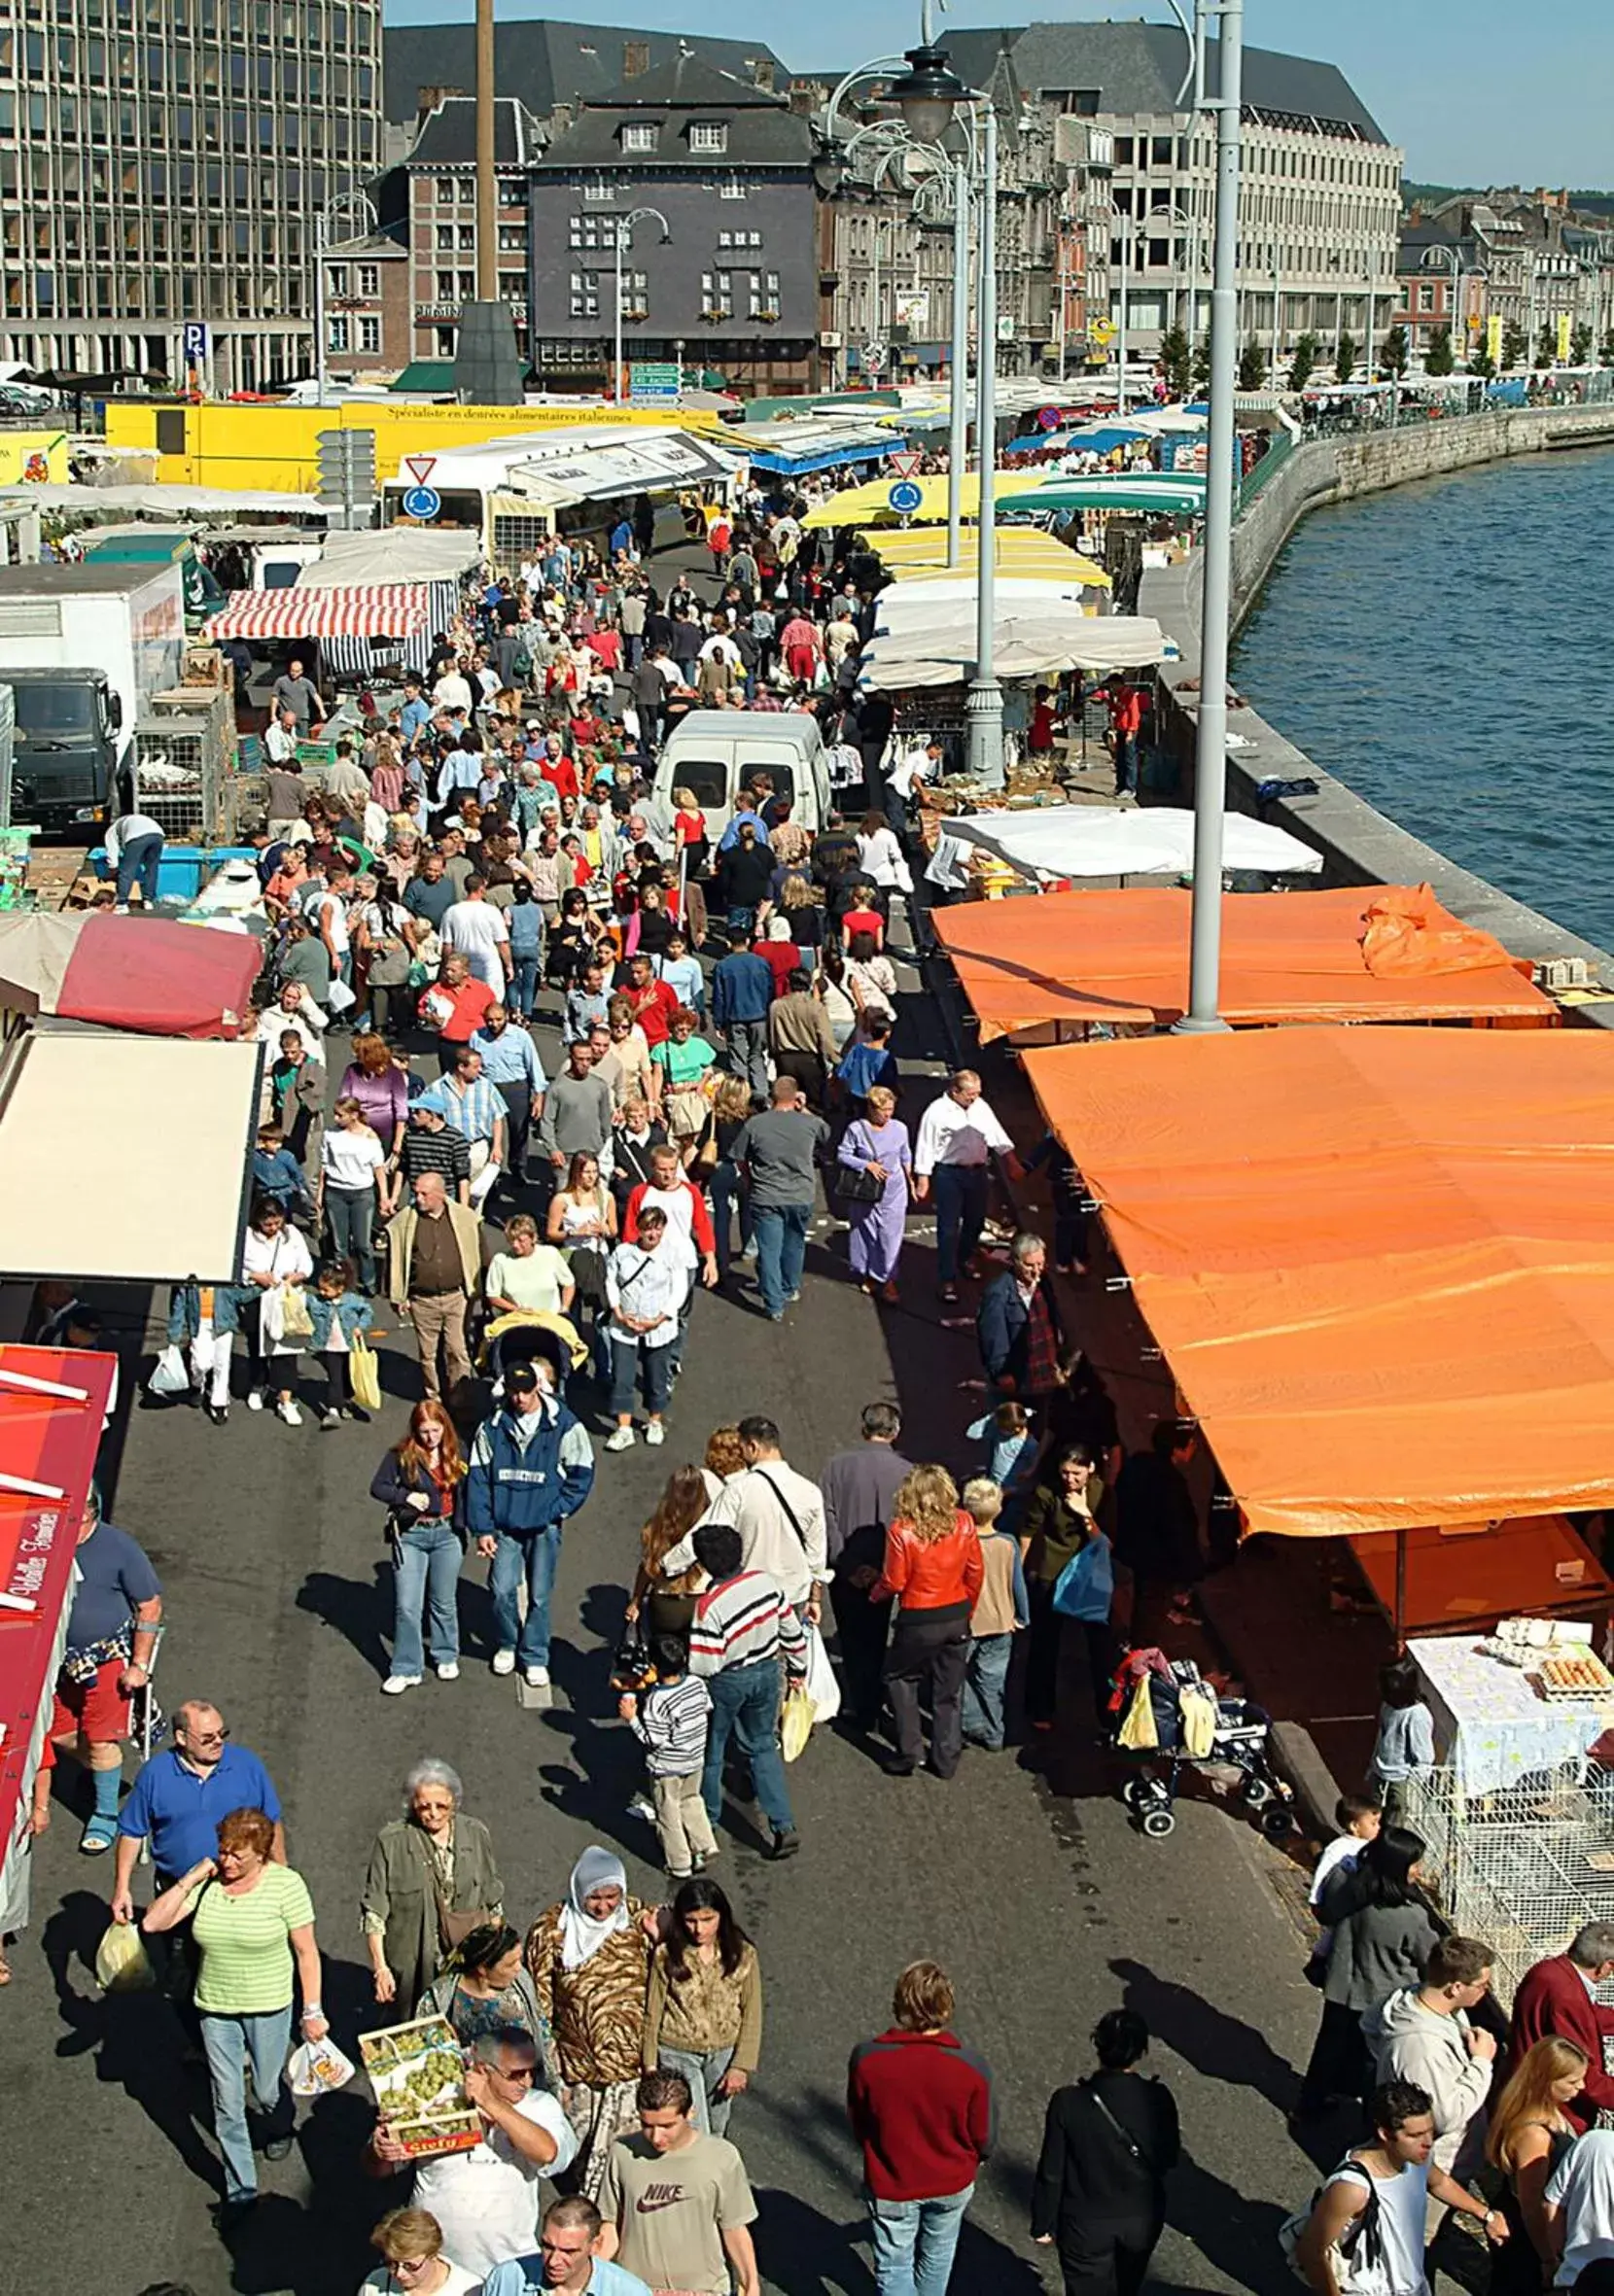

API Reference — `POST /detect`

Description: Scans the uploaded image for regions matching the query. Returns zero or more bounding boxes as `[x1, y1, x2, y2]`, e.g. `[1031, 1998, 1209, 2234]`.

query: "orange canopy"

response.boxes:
[934, 884, 1558, 1039]
[1025, 1026, 1614, 1539]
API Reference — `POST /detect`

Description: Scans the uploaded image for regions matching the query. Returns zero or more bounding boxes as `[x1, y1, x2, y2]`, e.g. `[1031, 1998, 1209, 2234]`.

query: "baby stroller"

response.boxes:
[1108, 1647, 1296, 1842]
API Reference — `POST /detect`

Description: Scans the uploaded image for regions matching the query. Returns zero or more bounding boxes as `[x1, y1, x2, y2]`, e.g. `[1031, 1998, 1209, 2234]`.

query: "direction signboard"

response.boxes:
[404, 455, 438, 487]
[629, 361, 681, 406]
[402, 486, 442, 522]
[182, 322, 209, 364]
[888, 449, 923, 480]
[887, 479, 923, 515]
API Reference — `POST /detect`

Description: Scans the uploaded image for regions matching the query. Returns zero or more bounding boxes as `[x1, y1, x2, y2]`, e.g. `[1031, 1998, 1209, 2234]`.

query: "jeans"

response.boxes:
[659, 2041, 737, 2139]
[1113, 732, 1136, 794]
[709, 1160, 753, 1279]
[611, 1335, 672, 1421]
[325, 1185, 376, 1291]
[702, 1657, 794, 1837]
[115, 829, 163, 906]
[391, 1518, 463, 1678]
[722, 1018, 770, 1101]
[962, 1632, 1012, 1749]
[200, 2006, 295, 2203]
[495, 1081, 532, 1181]
[488, 1521, 562, 1667]
[931, 1164, 988, 1285]
[752, 1200, 810, 1317]
[510, 955, 541, 1019]
[866, 2183, 975, 2296]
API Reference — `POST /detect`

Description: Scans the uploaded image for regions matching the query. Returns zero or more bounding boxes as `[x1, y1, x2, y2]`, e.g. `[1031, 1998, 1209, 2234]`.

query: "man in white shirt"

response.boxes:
[441, 875, 513, 991]
[666, 1414, 826, 1617]
[370, 2028, 578, 2281]
[434, 661, 474, 715]
[263, 707, 298, 766]
[912, 1069, 1021, 1304]
[105, 811, 166, 910]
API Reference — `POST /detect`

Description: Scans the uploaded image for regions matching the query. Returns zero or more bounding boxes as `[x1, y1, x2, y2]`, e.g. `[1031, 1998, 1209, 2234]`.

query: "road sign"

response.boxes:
[887, 479, 924, 515]
[1090, 317, 1116, 345]
[316, 428, 378, 523]
[861, 343, 888, 376]
[402, 485, 442, 522]
[1036, 405, 1061, 431]
[404, 454, 438, 487]
[629, 361, 681, 406]
[888, 449, 923, 480]
[182, 322, 209, 364]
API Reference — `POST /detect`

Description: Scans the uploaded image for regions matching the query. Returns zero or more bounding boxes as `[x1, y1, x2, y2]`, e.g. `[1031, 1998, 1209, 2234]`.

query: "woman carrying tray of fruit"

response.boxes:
[524, 1846, 653, 2200]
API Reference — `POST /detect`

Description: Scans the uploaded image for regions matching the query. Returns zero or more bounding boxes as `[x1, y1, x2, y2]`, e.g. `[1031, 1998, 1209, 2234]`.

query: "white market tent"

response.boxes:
[507, 428, 743, 507]
[860, 607, 1167, 690]
[939, 805, 1324, 880]
[300, 528, 481, 585]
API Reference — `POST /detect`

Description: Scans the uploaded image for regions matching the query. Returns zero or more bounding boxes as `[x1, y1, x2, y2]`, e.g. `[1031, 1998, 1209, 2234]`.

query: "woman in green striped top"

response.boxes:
[144, 1804, 326, 2223]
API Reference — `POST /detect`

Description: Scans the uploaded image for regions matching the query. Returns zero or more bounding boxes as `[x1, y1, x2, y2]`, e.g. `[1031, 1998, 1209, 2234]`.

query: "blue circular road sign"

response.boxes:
[887, 479, 923, 514]
[402, 485, 442, 521]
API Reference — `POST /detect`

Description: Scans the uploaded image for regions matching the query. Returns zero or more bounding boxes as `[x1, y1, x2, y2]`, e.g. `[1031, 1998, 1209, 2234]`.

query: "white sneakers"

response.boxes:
[524, 1665, 549, 1689]
[491, 1650, 516, 1675]
[276, 1399, 302, 1427]
[605, 1426, 637, 1452]
[381, 1674, 421, 1695]
[246, 1388, 265, 1411]
[645, 1420, 665, 1446]
[436, 1661, 460, 1682]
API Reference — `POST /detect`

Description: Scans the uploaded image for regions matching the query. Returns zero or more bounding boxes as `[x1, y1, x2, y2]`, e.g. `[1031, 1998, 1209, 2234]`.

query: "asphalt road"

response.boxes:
[2, 556, 1326, 2296]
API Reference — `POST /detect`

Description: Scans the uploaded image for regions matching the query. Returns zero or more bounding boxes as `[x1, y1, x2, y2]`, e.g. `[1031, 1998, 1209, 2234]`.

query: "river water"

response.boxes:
[1230, 444, 1614, 952]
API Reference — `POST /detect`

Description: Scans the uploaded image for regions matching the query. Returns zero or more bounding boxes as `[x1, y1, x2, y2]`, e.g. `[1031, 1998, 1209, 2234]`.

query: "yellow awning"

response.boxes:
[870, 530, 1109, 586]
[803, 471, 1046, 528]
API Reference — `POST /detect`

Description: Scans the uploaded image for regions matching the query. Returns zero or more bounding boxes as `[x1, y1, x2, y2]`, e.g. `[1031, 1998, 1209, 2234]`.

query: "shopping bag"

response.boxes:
[804, 1624, 841, 1724]
[146, 1345, 191, 1399]
[1051, 1534, 1113, 1622]
[327, 976, 357, 1015]
[94, 1921, 158, 1994]
[1116, 1673, 1159, 1752]
[780, 1685, 816, 1763]
[349, 1332, 382, 1414]
[286, 2035, 357, 2098]
[278, 1284, 314, 1340]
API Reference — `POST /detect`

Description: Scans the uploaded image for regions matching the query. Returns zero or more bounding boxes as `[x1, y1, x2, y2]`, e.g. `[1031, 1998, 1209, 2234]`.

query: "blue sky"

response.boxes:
[382, 0, 1612, 187]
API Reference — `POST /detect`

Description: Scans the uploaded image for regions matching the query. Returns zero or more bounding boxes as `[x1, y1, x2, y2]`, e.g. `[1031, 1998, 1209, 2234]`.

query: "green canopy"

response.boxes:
[388, 362, 456, 394]
[1011, 478, 1208, 515]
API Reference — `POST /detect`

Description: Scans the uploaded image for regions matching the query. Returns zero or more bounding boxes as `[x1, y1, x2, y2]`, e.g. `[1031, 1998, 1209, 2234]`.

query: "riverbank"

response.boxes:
[1139, 399, 1614, 990]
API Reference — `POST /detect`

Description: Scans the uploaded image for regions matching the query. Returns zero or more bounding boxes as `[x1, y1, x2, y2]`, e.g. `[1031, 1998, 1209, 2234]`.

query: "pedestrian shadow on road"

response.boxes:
[297, 1564, 394, 1682]
[1165, 2149, 1296, 2296]
[1108, 1956, 1300, 2116]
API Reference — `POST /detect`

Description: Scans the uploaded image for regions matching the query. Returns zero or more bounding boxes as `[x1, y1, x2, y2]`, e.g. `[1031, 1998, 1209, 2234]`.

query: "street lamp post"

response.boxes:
[948, 157, 969, 568]
[612, 207, 671, 405]
[965, 96, 1002, 787]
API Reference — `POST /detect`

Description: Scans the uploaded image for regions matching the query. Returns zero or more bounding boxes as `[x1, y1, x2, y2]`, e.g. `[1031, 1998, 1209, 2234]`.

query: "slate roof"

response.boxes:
[383, 18, 786, 126]
[534, 56, 816, 173]
[405, 95, 544, 168]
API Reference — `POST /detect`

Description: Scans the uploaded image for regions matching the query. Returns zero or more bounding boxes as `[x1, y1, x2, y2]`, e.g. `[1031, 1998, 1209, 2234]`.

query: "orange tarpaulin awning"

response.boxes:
[1349, 1518, 1614, 1638]
[1024, 1026, 1614, 1540]
[934, 884, 1560, 1040]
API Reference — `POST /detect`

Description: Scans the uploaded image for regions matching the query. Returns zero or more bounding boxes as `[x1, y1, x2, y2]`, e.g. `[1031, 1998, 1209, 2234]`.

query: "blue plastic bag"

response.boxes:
[1051, 1533, 1113, 1622]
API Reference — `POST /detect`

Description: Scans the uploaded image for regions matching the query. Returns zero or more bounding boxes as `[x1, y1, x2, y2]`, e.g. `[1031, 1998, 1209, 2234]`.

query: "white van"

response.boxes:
[652, 711, 833, 839]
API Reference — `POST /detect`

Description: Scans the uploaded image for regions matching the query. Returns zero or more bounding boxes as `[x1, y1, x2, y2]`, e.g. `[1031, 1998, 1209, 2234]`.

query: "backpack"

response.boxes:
[1279, 2159, 1385, 2293]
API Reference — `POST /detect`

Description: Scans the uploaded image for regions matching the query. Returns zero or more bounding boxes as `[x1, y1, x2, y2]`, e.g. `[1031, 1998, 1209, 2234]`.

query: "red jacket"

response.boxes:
[622, 1177, 716, 1259]
[1504, 1954, 1614, 2130]
[847, 2028, 997, 2201]
[874, 1513, 985, 1614]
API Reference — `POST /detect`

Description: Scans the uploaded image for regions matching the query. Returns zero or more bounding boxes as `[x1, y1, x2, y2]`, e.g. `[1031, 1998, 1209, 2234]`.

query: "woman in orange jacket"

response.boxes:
[873, 1465, 985, 1781]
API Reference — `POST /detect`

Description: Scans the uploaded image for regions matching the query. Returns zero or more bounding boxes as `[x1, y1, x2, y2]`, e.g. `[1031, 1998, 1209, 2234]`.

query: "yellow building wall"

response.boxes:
[103, 401, 722, 494]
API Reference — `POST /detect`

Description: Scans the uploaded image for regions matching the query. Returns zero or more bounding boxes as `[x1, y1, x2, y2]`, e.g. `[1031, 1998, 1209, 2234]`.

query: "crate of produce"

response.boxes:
[359, 2015, 481, 2160]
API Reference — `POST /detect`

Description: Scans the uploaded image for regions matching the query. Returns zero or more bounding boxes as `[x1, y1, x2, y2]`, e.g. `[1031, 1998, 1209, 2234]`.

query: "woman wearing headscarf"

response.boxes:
[523, 1846, 653, 2199]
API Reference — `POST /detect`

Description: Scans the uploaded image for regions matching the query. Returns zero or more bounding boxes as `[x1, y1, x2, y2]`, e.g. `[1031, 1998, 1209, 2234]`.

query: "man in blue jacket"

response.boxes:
[711, 929, 774, 1103]
[976, 1234, 1065, 1407]
[468, 1358, 596, 1688]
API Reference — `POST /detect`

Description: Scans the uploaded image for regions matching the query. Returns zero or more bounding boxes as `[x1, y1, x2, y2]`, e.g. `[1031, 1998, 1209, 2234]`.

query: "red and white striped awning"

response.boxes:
[203, 582, 432, 641]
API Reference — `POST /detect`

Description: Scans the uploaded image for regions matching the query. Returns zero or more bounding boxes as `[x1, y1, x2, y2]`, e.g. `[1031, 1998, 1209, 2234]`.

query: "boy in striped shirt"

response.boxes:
[620, 1635, 719, 1881]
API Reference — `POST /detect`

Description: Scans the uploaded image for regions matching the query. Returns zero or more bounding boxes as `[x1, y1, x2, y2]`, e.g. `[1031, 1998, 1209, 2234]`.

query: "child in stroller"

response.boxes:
[1108, 1646, 1296, 1841]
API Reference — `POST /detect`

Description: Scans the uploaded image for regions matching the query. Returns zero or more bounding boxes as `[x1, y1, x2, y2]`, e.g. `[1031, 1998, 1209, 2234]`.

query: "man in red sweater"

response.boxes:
[1504, 1924, 1614, 2131]
[847, 1960, 995, 2295]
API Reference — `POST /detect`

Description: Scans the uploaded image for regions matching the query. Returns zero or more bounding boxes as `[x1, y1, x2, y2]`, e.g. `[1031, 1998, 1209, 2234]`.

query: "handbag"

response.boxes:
[1051, 1533, 1113, 1621]
[837, 1162, 886, 1206]
[416, 1831, 494, 1959]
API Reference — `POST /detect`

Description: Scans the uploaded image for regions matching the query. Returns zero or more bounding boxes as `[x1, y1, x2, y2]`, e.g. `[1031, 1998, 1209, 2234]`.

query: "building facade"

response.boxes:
[398, 97, 541, 373]
[1395, 193, 1614, 368]
[0, 0, 384, 391]
[319, 229, 409, 380]
[527, 57, 819, 397]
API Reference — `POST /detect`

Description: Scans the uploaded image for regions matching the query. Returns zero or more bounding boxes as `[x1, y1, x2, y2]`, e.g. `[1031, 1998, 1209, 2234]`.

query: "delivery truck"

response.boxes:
[0, 561, 185, 831]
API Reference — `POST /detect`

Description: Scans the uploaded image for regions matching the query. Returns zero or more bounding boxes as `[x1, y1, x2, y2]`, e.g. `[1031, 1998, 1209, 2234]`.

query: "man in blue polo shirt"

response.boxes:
[108, 1698, 283, 1926]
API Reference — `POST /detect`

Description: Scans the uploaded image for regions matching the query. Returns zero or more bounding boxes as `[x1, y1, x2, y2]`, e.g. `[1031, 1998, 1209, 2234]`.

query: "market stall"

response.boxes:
[870, 530, 1110, 585]
[202, 582, 432, 645]
[930, 810, 1322, 907]
[859, 611, 1167, 691]
[1404, 1617, 1614, 1797]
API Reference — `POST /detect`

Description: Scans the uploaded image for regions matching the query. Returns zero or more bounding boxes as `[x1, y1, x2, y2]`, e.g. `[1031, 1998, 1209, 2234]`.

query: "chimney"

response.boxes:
[548, 101, 574, 138]
[752, 58, 776, 93]
[622, 40, 649, 80]
[417, 84, 468, 128]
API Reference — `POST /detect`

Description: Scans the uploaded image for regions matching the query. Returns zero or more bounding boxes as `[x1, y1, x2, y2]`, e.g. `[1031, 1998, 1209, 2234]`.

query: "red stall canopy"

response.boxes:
[202, 583, 431, 642]
[0, 912, 262, 1039]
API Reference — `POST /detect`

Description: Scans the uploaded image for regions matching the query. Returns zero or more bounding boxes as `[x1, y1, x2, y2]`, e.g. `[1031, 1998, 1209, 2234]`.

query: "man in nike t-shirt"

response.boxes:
[597, 2068, 759, 2296]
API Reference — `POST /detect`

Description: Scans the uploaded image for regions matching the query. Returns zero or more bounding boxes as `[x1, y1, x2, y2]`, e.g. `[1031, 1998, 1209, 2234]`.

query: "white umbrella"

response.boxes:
[940, 805, 1322, 880]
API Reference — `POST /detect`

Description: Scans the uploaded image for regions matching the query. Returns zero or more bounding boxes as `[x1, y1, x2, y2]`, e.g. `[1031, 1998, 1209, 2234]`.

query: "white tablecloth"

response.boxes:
[1410, 1635, 1614, 1795]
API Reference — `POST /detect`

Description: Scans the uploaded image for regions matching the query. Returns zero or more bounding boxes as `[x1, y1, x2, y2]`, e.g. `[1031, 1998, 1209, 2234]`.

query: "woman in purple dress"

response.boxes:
[838, 1084, 912, 1302]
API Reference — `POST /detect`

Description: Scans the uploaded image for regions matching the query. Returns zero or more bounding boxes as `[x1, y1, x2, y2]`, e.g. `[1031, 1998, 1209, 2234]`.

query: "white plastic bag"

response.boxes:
[147, 1345, 191, 1400]
[804, 1623, 841, 1724]
[327, 975, 357, 1015]
[286, 2035, 357, 2097]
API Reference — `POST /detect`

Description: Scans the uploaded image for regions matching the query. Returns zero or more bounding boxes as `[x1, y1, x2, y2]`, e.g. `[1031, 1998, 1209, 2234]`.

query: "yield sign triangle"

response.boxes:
[404, 455, 438, 486]
[889, 450, 923, 480]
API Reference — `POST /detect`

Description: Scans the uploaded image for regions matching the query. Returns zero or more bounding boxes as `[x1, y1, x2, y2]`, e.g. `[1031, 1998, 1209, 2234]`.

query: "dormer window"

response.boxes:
[689, 121, 728, 155]
[621, 122, 658, 154]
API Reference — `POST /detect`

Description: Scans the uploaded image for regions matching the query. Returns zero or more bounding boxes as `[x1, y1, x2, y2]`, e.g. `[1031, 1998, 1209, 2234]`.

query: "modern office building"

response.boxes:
[0, 0, 385, 392]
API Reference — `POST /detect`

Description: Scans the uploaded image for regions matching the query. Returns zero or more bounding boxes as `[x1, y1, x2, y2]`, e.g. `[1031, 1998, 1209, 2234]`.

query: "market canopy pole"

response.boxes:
[1175, 0, 1242, 1035]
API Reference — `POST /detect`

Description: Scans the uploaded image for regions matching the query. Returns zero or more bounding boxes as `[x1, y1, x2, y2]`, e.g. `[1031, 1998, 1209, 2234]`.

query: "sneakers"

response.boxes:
[275, 1398, 302, 1427]
[762, 1828, 801, 1861]
[605, 1426, 637, 1452]
[491, 1650, 517, 1676]
[246, 1387, 265, 1411]
[523, 1664, 550, 1689]
[381, 1674, 421, 1695]
[785, 1290, 801, 1305]
[626, 1793, 655, 1824]
[435, 1661, 460, 1682]
[645, 1420, 665, 1446]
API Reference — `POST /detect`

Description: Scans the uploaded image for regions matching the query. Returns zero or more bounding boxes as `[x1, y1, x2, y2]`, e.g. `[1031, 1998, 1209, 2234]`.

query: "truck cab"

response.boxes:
[6, 667, 124, 830]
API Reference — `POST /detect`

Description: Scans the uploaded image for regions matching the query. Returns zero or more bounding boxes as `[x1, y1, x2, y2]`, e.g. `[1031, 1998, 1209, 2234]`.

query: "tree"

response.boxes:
[1425, 325, 1455, 376]
[1600, 330, 1614, 366]
[1501, 321, 1528, 371]
[1237, 338, 1269, 391]
[1190, 335, 1211, 397]
[1159, 325, 1192, 398]
[1571, 322, 1594, 366]
[1286, 331, 1319, 392]
[1535, 324, 1557, 369]
[1468, 345, 1497, 381]
[1335, 330, 1357, 383]
[1381, 324, 1410, 378]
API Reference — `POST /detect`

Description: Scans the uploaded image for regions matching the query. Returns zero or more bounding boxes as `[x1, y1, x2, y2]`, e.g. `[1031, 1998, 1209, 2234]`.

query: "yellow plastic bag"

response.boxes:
[94, 1921, 157, 1994]
[1116, 1673, 1159, 1752]
[278, 1283, 314, 1340]
[780, 1686, 815, 1764]
[349, 1331, 382, 1414]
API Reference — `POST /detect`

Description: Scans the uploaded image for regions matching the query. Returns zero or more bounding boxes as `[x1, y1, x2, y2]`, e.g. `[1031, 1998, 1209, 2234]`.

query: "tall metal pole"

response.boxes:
[614, 226, 625, 405]
[1178, 0, 1241, 1033]
[1116, 212, 1129, 412]
[313, 207, 328, 406]
[947, 157, 969, 568]
[474, 0, 497, 304]
[965, 100, 1002, 787]
[1271, 246, 1281, 371]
